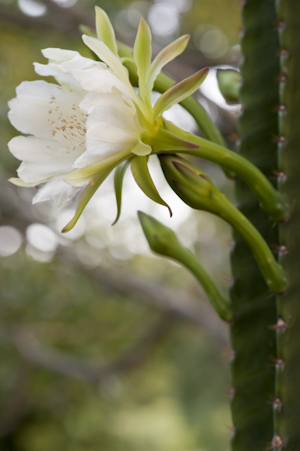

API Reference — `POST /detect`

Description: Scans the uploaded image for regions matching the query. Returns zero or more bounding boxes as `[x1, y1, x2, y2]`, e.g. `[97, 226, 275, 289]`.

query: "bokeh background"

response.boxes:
[0, 1, 241, 450]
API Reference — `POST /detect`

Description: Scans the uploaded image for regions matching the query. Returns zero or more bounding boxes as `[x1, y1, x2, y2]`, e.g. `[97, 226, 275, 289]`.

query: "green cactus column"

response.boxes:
[274, 1, 300, 449]
[229, 1, 280, 449]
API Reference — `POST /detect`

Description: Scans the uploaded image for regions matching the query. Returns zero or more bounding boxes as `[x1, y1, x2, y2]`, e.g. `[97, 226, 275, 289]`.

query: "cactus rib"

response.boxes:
[275, 1, 300, 449]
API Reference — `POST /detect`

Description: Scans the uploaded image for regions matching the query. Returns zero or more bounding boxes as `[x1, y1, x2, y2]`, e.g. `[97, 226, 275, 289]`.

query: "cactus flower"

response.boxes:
[7, 6, 209, 232]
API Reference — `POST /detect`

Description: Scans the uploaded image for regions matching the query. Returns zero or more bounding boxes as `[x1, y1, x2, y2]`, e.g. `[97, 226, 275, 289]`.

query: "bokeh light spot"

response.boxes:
[0, 226, 22, 257]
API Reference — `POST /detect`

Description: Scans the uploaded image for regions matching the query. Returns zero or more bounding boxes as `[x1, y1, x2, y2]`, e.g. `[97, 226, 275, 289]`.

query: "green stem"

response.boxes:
[169, 245, 232, 322]
[159, 154, 287, 294]
[161, 120, 289, 222]
[218, 195, 287, 294]
[138, 211, 232, 322]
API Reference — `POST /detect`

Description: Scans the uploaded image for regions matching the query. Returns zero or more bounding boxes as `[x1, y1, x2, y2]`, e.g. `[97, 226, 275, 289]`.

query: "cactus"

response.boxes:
[229, 1, 281, 449]
[274, 1, 300, 450]
[139, 1, 300, 449]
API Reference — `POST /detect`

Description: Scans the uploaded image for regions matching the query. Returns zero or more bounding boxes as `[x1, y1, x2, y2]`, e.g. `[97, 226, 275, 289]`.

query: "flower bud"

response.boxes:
[159, 154, 222, 214]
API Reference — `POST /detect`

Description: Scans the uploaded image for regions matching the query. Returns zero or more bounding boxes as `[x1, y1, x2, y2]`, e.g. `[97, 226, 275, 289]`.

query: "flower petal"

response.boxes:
[34, 48, 84, 94]
[95, 6, 118, 56]
[146, 35, 190, 95]
[8, 81, 85, 143]
[153, 68, 209, 118]
[8, 136, 83, 183]
[33, 176, 81, 207]
[41, 48, 80, 62]
[82, 35, 130, 86]
[64, 56, 131, 97]
[80, 92, 139, 133]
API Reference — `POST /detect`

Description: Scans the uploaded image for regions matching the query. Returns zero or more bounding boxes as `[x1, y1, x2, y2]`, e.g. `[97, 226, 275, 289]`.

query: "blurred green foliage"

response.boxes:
[0, 1, 239, 450]
[1, 250, 231, 451]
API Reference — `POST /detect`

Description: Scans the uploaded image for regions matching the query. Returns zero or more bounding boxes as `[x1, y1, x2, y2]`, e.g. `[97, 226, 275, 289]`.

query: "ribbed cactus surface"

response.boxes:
[230, 1, 280, 449]
[274, 1, 300, 449]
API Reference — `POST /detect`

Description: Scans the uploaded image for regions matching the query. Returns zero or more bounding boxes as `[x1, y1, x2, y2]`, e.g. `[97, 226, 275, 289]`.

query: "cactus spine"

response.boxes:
[230, 1, 280, 449]
[274, 0, 300, 449]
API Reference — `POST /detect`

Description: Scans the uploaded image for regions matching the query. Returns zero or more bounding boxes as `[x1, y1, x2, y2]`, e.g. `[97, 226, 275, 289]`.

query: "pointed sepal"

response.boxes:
[62, 168, 112, 233]
[112, 159, 132, 225]
[131, 156, 172, 216]
[9, 177, 38, 187]
[134, 18, 152, 100]
[146, 35, 190, 95]
[153, 67, 209, 118]
[145, 127, 199, 151]
[64, 150, 130, 187]
[95, 6, 118, 56]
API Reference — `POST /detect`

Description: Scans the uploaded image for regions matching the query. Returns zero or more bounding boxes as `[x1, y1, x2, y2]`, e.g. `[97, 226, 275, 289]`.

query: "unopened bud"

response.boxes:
[159, 154, 221, 213]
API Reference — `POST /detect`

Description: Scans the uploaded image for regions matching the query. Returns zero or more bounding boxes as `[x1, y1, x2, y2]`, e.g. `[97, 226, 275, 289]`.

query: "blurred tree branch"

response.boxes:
[0, 313, 175, 383]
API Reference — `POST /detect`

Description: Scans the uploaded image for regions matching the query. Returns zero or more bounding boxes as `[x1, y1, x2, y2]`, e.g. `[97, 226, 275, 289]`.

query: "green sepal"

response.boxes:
[9, 177, 41, 187]
[95, 6, 118, 56]
[146, 127, 199, 151]
[134, 18, 152, 100]
[64, 150, 130, 187]
[216, 69, 241, 104]
[146, 34, 190, 96]
[112, 159, 132, 225]
[62, 167, 112, 233]
[138, 211, 233, 322]
[131, 156, 172, 216]
[79, 25, 96, 38]
[153, 67, 209, 118]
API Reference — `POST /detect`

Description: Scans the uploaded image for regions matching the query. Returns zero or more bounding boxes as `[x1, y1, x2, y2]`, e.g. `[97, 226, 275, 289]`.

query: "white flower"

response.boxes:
[8, 48, 148, 206]
[8, 7, 208, 231]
